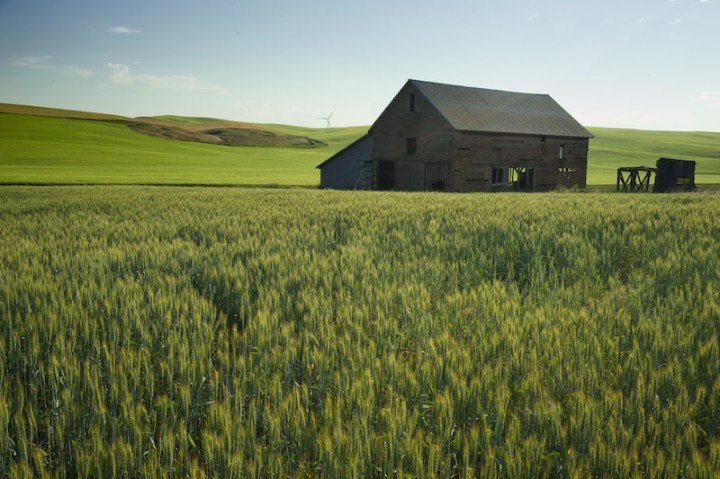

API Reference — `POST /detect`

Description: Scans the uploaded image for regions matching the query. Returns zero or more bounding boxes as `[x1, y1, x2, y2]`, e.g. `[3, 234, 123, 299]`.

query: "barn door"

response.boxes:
[425, 162, 447, 191]
[376, 161, 395, 190]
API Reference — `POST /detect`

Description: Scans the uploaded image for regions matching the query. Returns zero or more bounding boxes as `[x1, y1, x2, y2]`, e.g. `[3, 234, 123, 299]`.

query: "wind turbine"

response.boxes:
[318, 110, 335, 128]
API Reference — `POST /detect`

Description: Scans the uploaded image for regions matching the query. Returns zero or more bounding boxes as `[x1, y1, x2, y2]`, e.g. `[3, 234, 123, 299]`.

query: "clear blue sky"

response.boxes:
[1, 0, 719, 131]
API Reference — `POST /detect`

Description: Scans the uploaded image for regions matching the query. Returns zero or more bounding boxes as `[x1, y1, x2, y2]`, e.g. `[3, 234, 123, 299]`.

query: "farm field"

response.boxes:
[0, 105, 365, 186]
[2, 104, 720, 186]
[1, 186, 719, 477]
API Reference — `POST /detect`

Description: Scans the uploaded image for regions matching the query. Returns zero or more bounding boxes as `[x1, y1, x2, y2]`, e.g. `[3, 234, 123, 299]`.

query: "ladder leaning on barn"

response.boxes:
[355, 159, 375, 190]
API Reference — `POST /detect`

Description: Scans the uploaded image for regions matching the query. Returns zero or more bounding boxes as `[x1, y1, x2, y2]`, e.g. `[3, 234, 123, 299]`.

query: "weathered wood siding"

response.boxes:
[452, 132, 588, 192]
[372, 83, 454, 191]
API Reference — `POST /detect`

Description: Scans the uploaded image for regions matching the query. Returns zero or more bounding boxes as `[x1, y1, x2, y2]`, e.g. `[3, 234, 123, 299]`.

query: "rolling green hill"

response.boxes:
[1, 103, 718, 186]
[0, 104, 366, 185]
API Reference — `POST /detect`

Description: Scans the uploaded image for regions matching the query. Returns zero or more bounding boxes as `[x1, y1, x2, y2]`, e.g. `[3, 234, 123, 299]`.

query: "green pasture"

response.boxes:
[1, 106, 718, 186]
[0, 113, 365, 185]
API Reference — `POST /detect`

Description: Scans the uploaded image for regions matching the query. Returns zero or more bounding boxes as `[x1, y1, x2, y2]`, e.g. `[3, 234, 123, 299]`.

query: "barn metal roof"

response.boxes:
[411, 80, 593, 138]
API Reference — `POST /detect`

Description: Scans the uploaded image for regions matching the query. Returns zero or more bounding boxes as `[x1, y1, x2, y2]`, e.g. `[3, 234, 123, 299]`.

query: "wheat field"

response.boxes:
[1, 186, 719, 477]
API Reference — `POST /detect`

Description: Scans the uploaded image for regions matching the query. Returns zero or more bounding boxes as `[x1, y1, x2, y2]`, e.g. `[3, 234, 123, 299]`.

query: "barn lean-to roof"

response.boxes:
[315, 133, 372, 169]
[404, 80, 593, 139]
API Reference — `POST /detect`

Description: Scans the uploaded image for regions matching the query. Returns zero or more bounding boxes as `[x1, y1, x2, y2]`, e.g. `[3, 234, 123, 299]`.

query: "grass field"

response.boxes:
[1, 186, 719, 477]
[0, 105, 365, 185]
[1, 104, 719, 186]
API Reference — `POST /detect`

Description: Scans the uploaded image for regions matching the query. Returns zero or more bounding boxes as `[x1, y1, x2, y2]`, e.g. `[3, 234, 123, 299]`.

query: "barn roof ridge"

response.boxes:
[408, 79, 547, 98]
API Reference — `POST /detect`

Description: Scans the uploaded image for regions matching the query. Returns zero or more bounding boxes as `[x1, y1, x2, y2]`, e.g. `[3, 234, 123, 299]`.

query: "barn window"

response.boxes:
[409, 93, 416, 112]
[676, 177, 691, 188]
[406, 137, 417, 155]
[491, 167, 509, 188]
[559, 145, 565, 160]
[559, 167, 576, 188]
[540, 135, 547, 143]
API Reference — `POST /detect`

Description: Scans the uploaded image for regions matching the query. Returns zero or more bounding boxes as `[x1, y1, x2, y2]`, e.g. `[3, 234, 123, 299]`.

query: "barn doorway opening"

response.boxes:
[425, 162, 447, 191]
[376, 161, 395, 190]
[511, 167, 535, 192]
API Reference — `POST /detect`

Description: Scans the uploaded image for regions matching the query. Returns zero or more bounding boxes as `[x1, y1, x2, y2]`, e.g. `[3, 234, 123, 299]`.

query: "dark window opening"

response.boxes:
[406, 137, 417, 155]
[676, 177, 691, 188]
[409, 93, 416, 112]
[540, 135, 547, 143]
[376, 161, 395, 190]
[558, 167, 576, 187]
[491, 166, 509, 190]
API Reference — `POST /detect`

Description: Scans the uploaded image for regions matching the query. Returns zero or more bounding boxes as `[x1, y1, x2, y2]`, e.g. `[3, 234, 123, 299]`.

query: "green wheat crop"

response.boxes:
[1, 186, 719, 477]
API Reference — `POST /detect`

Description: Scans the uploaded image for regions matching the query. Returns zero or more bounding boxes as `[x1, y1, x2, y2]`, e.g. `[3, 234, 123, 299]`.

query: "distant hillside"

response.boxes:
[132, 116, 330, 148]
[0, 103, 329, 149]
[1, 103, 718, 186]
[0, 103, 128, 121]
[0, 104, 367, 185]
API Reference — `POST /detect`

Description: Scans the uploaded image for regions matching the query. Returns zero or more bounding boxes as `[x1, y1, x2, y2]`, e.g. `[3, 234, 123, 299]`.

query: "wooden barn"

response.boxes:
[318, 79, 593, 192]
